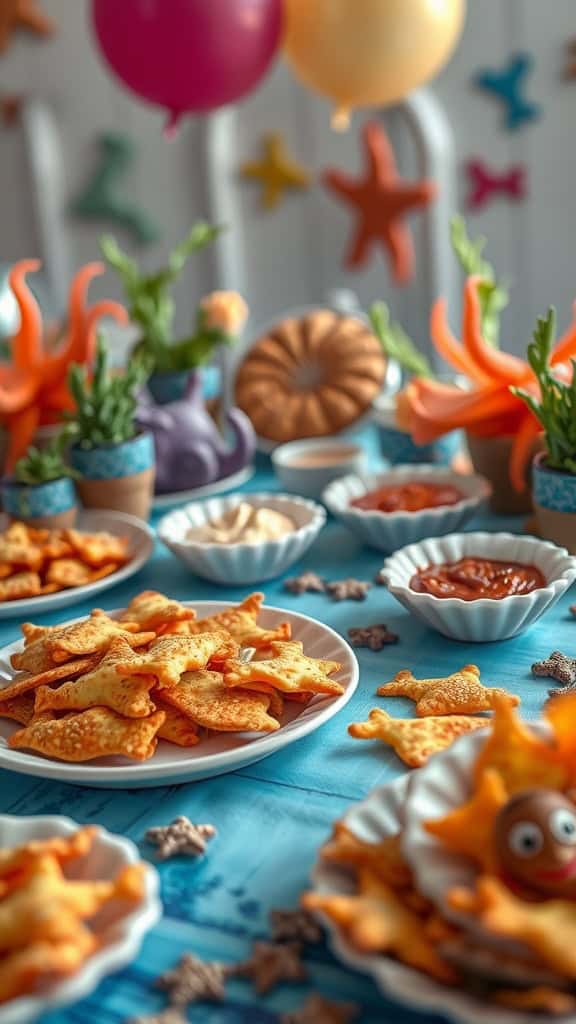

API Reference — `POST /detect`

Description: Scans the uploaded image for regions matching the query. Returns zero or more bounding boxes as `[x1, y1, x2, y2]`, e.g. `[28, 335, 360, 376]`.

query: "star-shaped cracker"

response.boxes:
[65, 529, 129, 568]
[282, 993, 360, 1024]
[224, 641, 343, 697]
[230, 940, 306, 994]
[270, 908, 323, 945]
[284, 572, 326, 595]
[325, 579, 371, 602]
[43, 613, 155, 664]
[320, 822, 412, 888]
[474, 694, 568, 792]
[33, 637, 157, 718]
[0, 654, 100, 702]
[9, 707, 165, 762]
[0, 692, 35, 725]
[348, 708, 488, 768]
[377, 664, 519, 717]
[187, 592, 291, 650]
[154, 703, 200, 747]
[157, 952, 228, 1005]
[532, 650, 576, 686]
[116, 633, 235, 689]
[145, 817, 216, 861]
[425, 769, 507, 872]
[45, 558, 118, 589]
[120, 590, 195, 632]
[0, 572, 41, 601]
[348, 624, 398, 651]
[159, 669, 279, 733]
[303, 869, 454, 982]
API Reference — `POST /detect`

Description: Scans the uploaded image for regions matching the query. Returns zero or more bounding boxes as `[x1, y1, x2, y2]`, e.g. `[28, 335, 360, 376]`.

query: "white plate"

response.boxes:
[0, 600, 359, 788]
[0, 814, 160, 1024]
[152, 465, 255, 509]
[310, 776, 548, 1024]
[0, 511, 154, 620]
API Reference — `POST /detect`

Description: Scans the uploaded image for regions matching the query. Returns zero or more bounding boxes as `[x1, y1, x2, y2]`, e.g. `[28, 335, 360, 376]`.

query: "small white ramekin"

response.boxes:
[381, 531, 576, 642]
[0, 814, 160, 1024]
[271, 438, 366, 499]
[322, 465, 491, 552]
[157, 492, 326, 585]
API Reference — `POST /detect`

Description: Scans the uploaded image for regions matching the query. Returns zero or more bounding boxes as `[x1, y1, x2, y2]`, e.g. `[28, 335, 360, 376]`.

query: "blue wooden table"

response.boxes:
[1, 444, 571, 1024]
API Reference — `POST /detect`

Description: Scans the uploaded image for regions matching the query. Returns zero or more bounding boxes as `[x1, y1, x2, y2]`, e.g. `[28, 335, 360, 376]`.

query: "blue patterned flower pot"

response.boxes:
[533, 452, 576, 552]
[147, 371, 192, 405]
[0, 476, 77, 528]
[376, 423, 461, 466]
[70, 431, 155, 520]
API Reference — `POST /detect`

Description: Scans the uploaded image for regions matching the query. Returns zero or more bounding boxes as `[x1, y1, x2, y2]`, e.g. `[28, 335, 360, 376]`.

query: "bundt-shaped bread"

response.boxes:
[234, 310, 387, 444]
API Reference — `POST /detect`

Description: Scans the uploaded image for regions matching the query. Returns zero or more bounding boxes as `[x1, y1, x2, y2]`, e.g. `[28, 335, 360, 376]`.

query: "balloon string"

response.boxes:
[331, 106, 351, 132]
[163, 110, 181, 140]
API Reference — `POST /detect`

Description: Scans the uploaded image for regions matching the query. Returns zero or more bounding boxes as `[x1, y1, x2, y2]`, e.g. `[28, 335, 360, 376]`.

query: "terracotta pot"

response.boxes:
[70, 431, 155, 521]
[0, 476, 77, 529]
[466, 432, 536, 515]
[533, 452, 576, 553]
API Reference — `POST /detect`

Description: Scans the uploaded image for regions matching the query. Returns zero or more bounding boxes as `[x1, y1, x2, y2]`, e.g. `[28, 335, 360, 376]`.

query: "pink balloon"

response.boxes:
[91, 0, 283, 130]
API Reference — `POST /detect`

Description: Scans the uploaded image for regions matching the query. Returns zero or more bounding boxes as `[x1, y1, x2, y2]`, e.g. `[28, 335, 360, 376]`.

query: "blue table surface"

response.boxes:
[2, 440, 572, 1024]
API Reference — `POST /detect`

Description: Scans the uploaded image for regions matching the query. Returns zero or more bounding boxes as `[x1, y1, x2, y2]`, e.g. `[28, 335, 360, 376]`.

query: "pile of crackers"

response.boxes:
[0, 591, 344, 763]
[0, 522, 130, 602]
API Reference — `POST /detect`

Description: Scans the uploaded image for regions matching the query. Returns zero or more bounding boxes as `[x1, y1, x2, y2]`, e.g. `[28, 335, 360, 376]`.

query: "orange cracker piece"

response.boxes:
[116, 632, 236, 689]
[545, 693, 576, 774]
[188, 592, 291, 649]
[45, 558, 118, 589]
[425, 769, 508, 872]
[348, 708, 488, 768]
[0, 826, 98, 879]
[120, 590, 196, 632]
[449, 875, 576, 979]
[0, 692, 35, 725]
[303, 868, 455, 983]
[34, 638, 157, 718]
[474, 694, 568, 793]
[9, 707, 166, 762]
[321, 822, 412, 888]
[0, 932, 97, 1004]
[160, 668, 280, 733]
[1, 655, 101, 701]
[493, 987, 576, 1015]
[0, 539, 43, 572]
[0, 571, 42, 602]
[64, 529, 130, 567]
[377, 664, 520, 717]
[45, 615, 155, 663]
[224, 640, 343, 697]
[0, 564, 12, 580]
[39, 531, 73, 560]
[153, 700, 200, 747]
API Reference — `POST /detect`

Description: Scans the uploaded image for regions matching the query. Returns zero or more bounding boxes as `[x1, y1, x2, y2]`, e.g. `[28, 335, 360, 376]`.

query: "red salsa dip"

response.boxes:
[410, 557, 546, 601]
[351, 481, 464, 514]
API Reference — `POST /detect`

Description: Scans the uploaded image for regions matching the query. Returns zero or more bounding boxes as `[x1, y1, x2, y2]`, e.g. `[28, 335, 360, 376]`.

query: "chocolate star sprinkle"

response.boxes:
[282, 993, 360, 1024]
[532, 651, 576, 687]
[145, 816, 216, 860]
[230, 940, 307, 994]
[284, 572, 326, 595]
[348, 624, 398, 651]
[157, 953, 228, 1005]
[130, 1010, 187, 1024]
[270, 908, 322, 944]
[326, 579, 371, 602]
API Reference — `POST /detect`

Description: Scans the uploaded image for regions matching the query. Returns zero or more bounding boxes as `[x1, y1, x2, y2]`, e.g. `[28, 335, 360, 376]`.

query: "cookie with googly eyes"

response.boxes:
[495, 789, 576, 898]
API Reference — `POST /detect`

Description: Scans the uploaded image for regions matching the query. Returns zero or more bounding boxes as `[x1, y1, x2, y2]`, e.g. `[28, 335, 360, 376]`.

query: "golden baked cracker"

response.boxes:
[9, 707, 166, 762]
[120, 590, 196, 632]
[40, 583, 64, 595]
[493, 987, 576, 1015]
[224, 640, 343, 697]
[188, 592, 291, 649]
[0, 826, 98, 879]
[0, 572, 42, 602]
[321, 822, 412, 888]
[34, 639, 157, 718]
[46, 615, 156, 663]
[474, 694, 568, 793]
[0, 538, 43, 572]
[0, 932, 97, 1004]
[116, 632, 236, 689]
[45, 558, 117, 588]
[39, 531, 73, 560]
[153, 700, 200, 746]
[0, 655, 101, 702]
[0, 692, 35, 725]
[10, 637, 55, 674]
[21, 622, 54, 646]
[303, 869, 455, 983]
[545, 692, 576, 774]
[425, 769, 507, 872]
[160, 668, 280, 733]
[348, 708, 488, 768]
[377, 665, 520, 717]
[4, 522, 33, 545]
[0, 564, 12, 580]
[64, 529, 130, 567]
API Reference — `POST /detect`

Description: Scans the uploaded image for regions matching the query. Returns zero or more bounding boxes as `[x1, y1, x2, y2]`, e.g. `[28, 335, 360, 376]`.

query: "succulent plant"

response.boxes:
[67, 336, 150, 450]
[13, 427, 77, 486]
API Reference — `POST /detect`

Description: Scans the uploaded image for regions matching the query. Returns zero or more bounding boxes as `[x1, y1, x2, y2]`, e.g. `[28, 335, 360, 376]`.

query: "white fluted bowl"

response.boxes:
[157, 492, 326, 585]
[381, 531, 576, 642]
[0, 815, 160, 1024]
[322, 466, 491, 552]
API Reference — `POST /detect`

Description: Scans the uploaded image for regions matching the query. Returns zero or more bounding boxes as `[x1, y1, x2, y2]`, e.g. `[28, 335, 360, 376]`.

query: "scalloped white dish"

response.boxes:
[157, 492, 326, 585]
[0, 600, 358, 788]
[322, 465, 491, 553]
[381, 532, 576, 642]
[0, 814, 160, 1024]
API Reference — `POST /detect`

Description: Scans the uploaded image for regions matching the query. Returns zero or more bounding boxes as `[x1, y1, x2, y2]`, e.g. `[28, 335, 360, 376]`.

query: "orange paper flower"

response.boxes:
[0, 260, 127, 471]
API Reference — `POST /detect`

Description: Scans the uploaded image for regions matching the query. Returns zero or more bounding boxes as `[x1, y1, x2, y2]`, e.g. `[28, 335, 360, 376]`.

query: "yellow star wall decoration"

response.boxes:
[241, 133, 311, 210]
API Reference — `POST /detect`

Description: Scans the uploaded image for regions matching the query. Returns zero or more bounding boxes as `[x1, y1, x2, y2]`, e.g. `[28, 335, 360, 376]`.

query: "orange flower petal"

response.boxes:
[430, 297, 490, 386]
[8, 260, 42, 372]
[462, 276, 528, 385]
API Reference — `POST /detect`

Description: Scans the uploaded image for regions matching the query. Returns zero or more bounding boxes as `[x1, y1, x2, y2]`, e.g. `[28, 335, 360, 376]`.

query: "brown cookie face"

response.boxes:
[495, 789, 576, 897]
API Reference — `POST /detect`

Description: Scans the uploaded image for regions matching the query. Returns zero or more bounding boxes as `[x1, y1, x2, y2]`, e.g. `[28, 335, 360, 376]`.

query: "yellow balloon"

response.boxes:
[283, 0, 466, 128]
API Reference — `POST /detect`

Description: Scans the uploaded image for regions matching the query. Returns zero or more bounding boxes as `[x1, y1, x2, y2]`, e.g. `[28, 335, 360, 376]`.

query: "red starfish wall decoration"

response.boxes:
[323, 121, 436, 285]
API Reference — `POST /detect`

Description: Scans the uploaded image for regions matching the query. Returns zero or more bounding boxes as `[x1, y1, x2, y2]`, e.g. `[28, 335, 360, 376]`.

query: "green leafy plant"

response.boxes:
[512, 309, 576, 474]
[67, 336, 151, 450]
[13, 427, 77, 486]
[451, 215, 509, 348]
[369, 301, 434, 379]
[100, 222, 229, 372]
